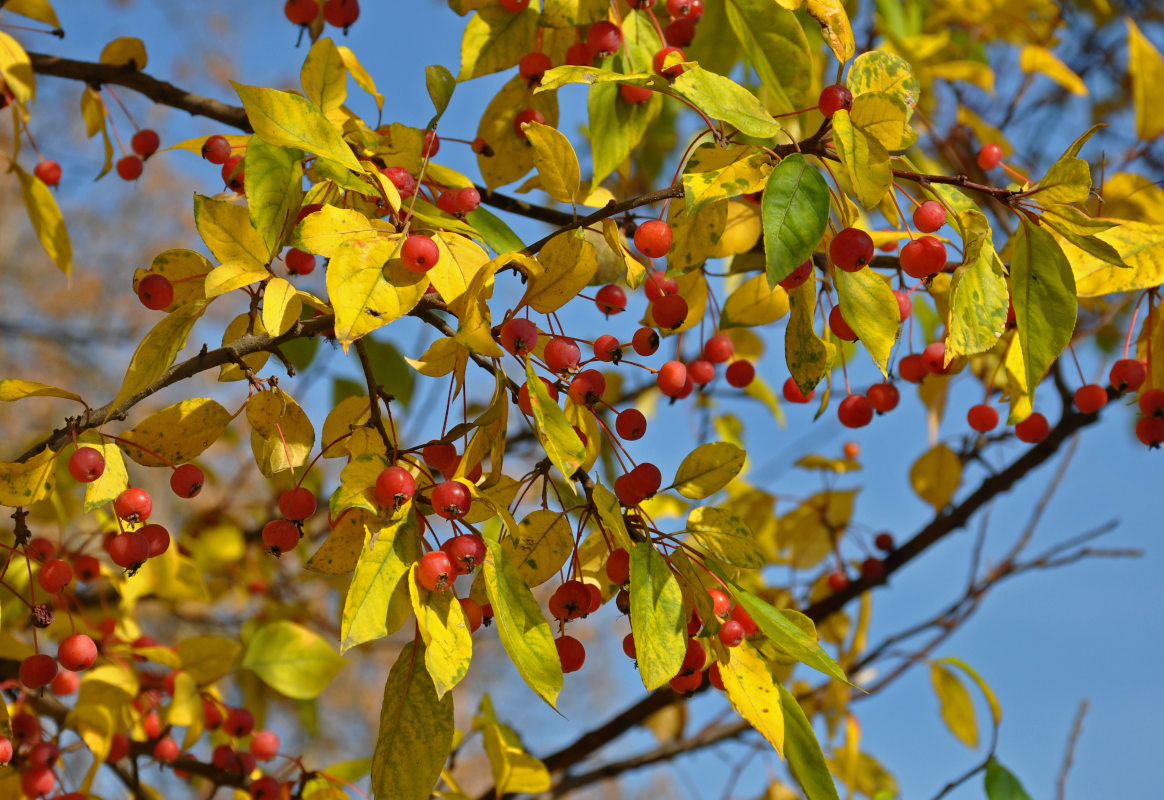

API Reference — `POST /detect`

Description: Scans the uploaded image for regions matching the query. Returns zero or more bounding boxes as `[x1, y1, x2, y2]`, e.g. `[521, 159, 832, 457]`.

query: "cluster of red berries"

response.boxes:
[826, 532, 894, 593]
[200, 134, 245, 192]
[34, 127, 159, 189]
[284, 0, 359, 29]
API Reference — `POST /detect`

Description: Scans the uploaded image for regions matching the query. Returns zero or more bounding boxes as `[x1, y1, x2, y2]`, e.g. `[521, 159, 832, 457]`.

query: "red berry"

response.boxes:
[838, 394, 873, 428]
[900, 235, 947, 279]
[202, 135, 232, 164]
[893, 289, 913, 322]
[921, 342, 949, 374]
[830, 227, 874, 271]
[644, 270, 678, 302]
[68, 447, 105, 483]
[221, 154, 245, 191]
[586, 21, 623, 57]
[634, 220, 674, 258]
[913, 200, 946, 233]
[818, 84, 853, 118]
[1136, 416, 1164, 448]
[616, 408, 648, 440]
[707, 588, 731, 617]
[619, 83, 653, 104]
[725, 360, 755, 388]
[779, 259, 814, 291]
[977, 143, 1004, 170]
[632, 327, 660, 356]
[279, 488, 317, 521]
[782, 377, 814, 404]
[513, 109, 547, 140]
[688, 359, 715, 385]
[132, 128, 160, 157]
[549, 580, 591, 620]
[614, 473, 643, 507]
[556, 635, 586, 673]
[423, 443, 458, 473]
[21, 766, 56, 798]
[653, 46, 686, 79]
[861, 557, 886, 581]
[323, 0, 360, 27]
[34, 159, 62, 186]
[829, 305, 858, 342]
[250, 730, 280, 761]
[595, 284, 627, 315]
[592, 334, 622, 363]
[629, 462, 662, 497]
[114, 487, 153, 522]
[20, 653, 58, 689]
[456, 187, 481, 214]
[38, 558, 73, 594]
[383, 166, 417, 196]
[565, 41, 593, 66]
[702, 334, 733, 364]
[108, 531, 150, 570]
[50, 667, 79, 695]
[499, 0, 530, 11]
[666, 17, 697, 47]
[670, 671, 703, 693]
[967, 403, 999, 432]
[567, 369, 606, 406]
[1073, 384, 1107, 414]
[606, 548, 630, 584]
[657, 361, 688, 397]
[708, 662, 725, 690]
[1140, 388, 1164, 417]
[170, 463, 205, 498]
[285, 0, 318, 25]
[431, 481, 472, 520]
[261, 520, 300, 554]
[107, 733, 130, 762]
[226, 707, 255, 738]
[874, 532, 895, 551]
[680, 638, 706, 673]
[154, 737, 180, 763]
[652, 294, 688, 329]
[421, 130, 440, 158]
[622, 632, 637, 659]
[141, 523, 170, 557]
[138, 274, 174, 310]
[1014, 412, 1049, 443]
[441, 534, 486, 575]
[375, 466, 416, 510]
[867, 382, 900, 413]
[500, 317, 540, 355]
[59, 633, 98, 671]
[252, 777, 283, 800]
[117, 154, 144, 181]
[460, 597, 484, 632]
[285, 248, 316, 275]
[1110, 359, 1146, 393]
[718, 620, 745, 647]
[519, 52, 553, 85]
[401, 235, 440, 273]
[899, 353, 928, 383]
[518, 377, 559, 416]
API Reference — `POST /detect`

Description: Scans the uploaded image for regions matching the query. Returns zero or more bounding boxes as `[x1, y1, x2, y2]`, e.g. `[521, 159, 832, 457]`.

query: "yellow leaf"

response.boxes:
[0, 379, 81, 404]
[301, 37, 348, 112]
[850, 91, 914, 151]
[1128, 18, 1164, 141]
[409, 564, 473, 698]
[336, 45, 383, 111]
[320, 395, 373, 458]
[524, 121, 580, 203]
[0, 31, 34, 103]
[177, 636, 242, 685]
[475, 695, 552, 795]
[710, 200, 763, 257]
[673, 441, 745, 499]
[459, 5, 539, 81]
[118, 398, 232, 468]
[100, 36, 146, 69]
[6, 0, 61, 28]
[835, 267, 899, 375]
[132, 249, 211, 313]
[194, 194, 269, 267]
[476, 75, 559, 190]
[831, 110, 891, 209]
[721, 641, 785, 754]
[293, 205, 384, 257]
[342, 517, 418, 651]
[522, 230, 597, 313]
[327, 237, 429, 348]
[406, 337, 469, 379]
[720, 273, 789, 329]
[203, 258, 270, 298]
[0, 447, 57, 508]
[682, 145, 773, 216]
[107, 303, 208, 417]
[232, 82, 362, 172]
[778, 490, 855, 569]
[242, 620, 347, 700]
[263, 277, 303, 337]
[686, 506, 764, 568]
[1019, 45, 1087, 96]
[524, 356, 585, 482]
[305, 508, 374, 575]
[75, 434, 127, 513]
[217, 312, 270, 382]
[1101, 172, 1164, 223]
[805, 0, 854, 63]
[910, 444, 961, 510]
[930, 662, 978, 747]
[1064, 221, 1164, 296]
[503, 510, 574, 587]
[784, 274, 834, 396]
[601, 218, 646, 288]
[929, 60, 995, 92]
[14, 163, 71, 276]
[248, 389, 316, 477]
[431, 233, 493, 316]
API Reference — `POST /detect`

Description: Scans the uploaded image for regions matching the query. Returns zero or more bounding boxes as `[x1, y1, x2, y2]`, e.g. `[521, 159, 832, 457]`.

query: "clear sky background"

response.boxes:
[10, 2, 1163, 799]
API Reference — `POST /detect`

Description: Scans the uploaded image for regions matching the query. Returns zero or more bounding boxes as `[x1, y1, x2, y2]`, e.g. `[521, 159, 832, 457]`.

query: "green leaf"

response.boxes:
[761, 154, 830, 287]
[686, 506, 763, 568]
[588, 80, 662, 189]
[242, 620, 347, 700]
[946, 210, 1008, 361]
[930, 662, 978, 747]
[835, 267, 899, 375]
[724, 0, 813, 112]
[425, 64, 456, 119]
[831, 110, 891, 209]
[482, 536, 562, 708]
[244, 138, 304, 260]
[371, 641, 454, 800]
[629, 542, 686, 690]
[984, 760, 1033, 800]
[780, 682, 841, 800]
[669, 66, 780, 139]
[523, 356, 585, 482]
[785, 274, 834, 396]
[846, 50, 920, 110]
[300, 37, 347, 113]
[409, 564, 473, 698]
[1011, 220, 1077, 395]
[466, 206, 526, 255]
[672, 442, 745, 499]
[14, 164, 71, 276]
[536, 64, 653, 93]
[232, 82, 362, 172]
[341, 515, 420, 653]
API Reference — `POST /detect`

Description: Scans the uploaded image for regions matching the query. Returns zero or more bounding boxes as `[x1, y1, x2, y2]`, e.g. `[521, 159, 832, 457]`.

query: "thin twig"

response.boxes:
[1056, 699, 1089, 800]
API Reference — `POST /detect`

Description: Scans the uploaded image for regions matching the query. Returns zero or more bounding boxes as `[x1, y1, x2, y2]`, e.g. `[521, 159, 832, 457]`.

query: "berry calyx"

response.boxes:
[138, 274, 174, 310]
[441, 534, 486, 575]
[818, 84, 853, 118]
[913, 200, 946, 233]
[967, 403, 999, 432]
[556, 635, 586, 673]
[132, 128, 160, 157]
[34, 159, 62, 187]
[68, 447, 105, 483]
[838, 394, 873, 428]
[375, 466, 416, 510]
[595, 284, 627, 315]
[114, 487, 153, 522]
[830, 227, 874, 272]
[401, 235, 440, 273]
[1014, 412, 1049, 443]
[592, 334, 622, 363]
[725, 360, 755, 388]
[549, 580, 591, 620]
[58, 633, 98, 671]
[170, 463, 205, 498]
[431, 481, 472, 520]
[634, 220, 674, 259]
[278, 487, 317, 521]
[1073, 384, 1107, 414]
[500, 317, 540, 355]
[201, 135, 232, 164]
[900, 235, 947, 279]
[977, 143, 1004, 170]
[117, 154, 144, 181]
[417, 551, 455, 592]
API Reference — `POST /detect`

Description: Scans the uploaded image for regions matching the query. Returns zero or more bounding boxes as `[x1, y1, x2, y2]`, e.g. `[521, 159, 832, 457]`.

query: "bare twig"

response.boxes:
[1056, 700, 1090, 800]
[353, 339, 393, 452]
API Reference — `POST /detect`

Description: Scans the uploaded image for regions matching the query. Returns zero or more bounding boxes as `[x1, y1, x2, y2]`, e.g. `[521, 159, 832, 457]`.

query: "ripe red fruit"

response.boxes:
[556, 635, 586, 673]
[861, 557, 886, 581]
[250, 730, 280, 761]
[383, 166, 417, 196]
[141, 523, 170, 557]
[107, 733, 130, 762]
[500, 317, 540, 355]
[893, 289, 913, 322]
[670, 671, 703, 693]
[977, 143, 1004, 170]
[401, 235, 440, 273]
[967, 403, 999, 432]
[58, 633, 98, 671]
[68, 447, 105, 483]
[616, 408, 648, 440]
[261, 520, 300, 554]
[279, 487, 317, 521]
[665, 17, 697, 47]
[0, 736, 13, 765]
[138, 273, 174, 310]
[657, 360, 688, 397]
[170, 463, 204, 498]
[549, 580, 591, 620]
[50, 669, 79, 695]
[679, 638, 706, 674]
[867, 382, 900, 414]
[38, 558, 73, 594]
[285, 0, 318, 24]
[725, 360, 755, 388]
[634, 220, 674, 258]
[431, 481, 472, 520]
[900, 235, 947, 279]
[499, 0, 530, 11]
[838, 394, 874, 428]
[614, 473, 643, 507]
[455, 186, 481, 214]
[1136, 416, 1164, 448]
[519, 51, 553, 85]
[513, 108, 547, 139]
[34, 159, 62, 186]
[921, 342, 949, 374]
[108, 531, 150, 570]
[251, 777, 283, 800]
[606, 548, 630, 584]
[828, 305, 857, 341]
[21, 766, 56, 798]
[416, 551, 455, 593]
[629, 462, 662, 497]
[518, 377, 559, 416]
[565, 41, 593, 66]
[421, 130, 440, 159]
[782, 377, 814, 404]
[132, 128, 160, 157]
[221, 154, 245, 191]
[688, 359, 715, 385]
[1073, 384, 1108, 414]
[567, 369, 606, 406]
[913, 200, 946, 233]
[154, 737, 180, 763]
[114, 487, 153, 522]
[375, 466, 416, 510]
[1015, 412, 1049, 443]
[442, 534, 486, 575]
[592, 334, 622, 363]
[117, 154, 144, 181]
[652, 294, 688, 329]
[20, 653, 58, 689]
[818, 84, 853, 117]
[707, 588, 731, 617]
[702, 334, 734, 364]
[632, 326, 660, 356]
[779, 259, 814, 291]
[644, 270, 678, 302]
[323, 0, 360, 27]
[226, 707, 255, 738]
[285, 248, 316, 275]
[874, 532, 895, 551]
[899, 353, 928, 383]
[1110, 359, 1147, 393]
[620, 83, 653, 104]
[11, 711, 42, 742]
[202, 135, 232, 164]
[423, 443, 458, 473]
[827, 571, 849, 593]
[595, 284, 627, 315]
[460, 597, 484, 632]
[653, 46, 686, 79]
[830, 227, 874, 271]
[718, 620, 746, 647]
[622, 632, 637, 659]
[586, 20, 623, 56]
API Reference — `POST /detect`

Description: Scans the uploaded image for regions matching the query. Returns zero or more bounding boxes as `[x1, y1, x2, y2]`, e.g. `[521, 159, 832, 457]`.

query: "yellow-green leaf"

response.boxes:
[672, 441, 745, 499]
[1066, 221, 1164, 296]
[0, 380, 81, 404]
[177, 636, 242, 685]
[293, 205, 382, 258]
[524, 121, 580, 203]
[1011, 220, 1077, 393]
[232, 82, 362, 172]
[337, 45, 383, 111]
[301, 37, 348, 113]
[14, 163, 71, 276]
[684, 145, 773, 217]
[629, 542, 686, 690]
[721, 641, 785, 754]
[431, 233, 494, 316]
[248, 388, 316, 477]
[805, 0, 854, 64]
[785, 274, 833, 397]
[780, 682, 841, 800]
[474, 694, 552, 795]
[1128, 18, 1164, 141]
[327, 237, 429, 347]
[936, 656, 1002, 727]
[0, 448, 57, 508]
[244, 138, 304, 259]
[204, 258, 270, 298]
[669, 66, 780, 139]
[106, 302, 208, 418]
[477, 75, 559, 190]
[686, 506, 763, 568]
[910, 444, 961, 510]
[194, 193, 269, 267]
[835, 267, 899, 375]
[831, 110, 891, 209]
[930, 662, 978, 747]
[847, 51, 919, 106]
[263, 277, 303, 337]
[0, 31, 34, 104]
[721, 273, 790, 329]
[947, 210, 1008, 360]
[523, 355, 585, 486]
[117, 398, 232, 468]
[724, 0, 813, 114]
[850, 91, 914, 151]
[425, 64, 456, 119]
[242, 620, 347, 700]
[592, 482, 634, 551]
[459, 6, 539, 81]
[1019, 45, 1086, 96]
[523, 230, 597, 313]
[409, 564, 472, 698]
[504, 510, 574, 587]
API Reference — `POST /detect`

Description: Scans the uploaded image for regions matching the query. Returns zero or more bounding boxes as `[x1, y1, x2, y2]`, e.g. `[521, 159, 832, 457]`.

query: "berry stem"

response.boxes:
[104, 86, 140, 129]
[1122, 291, 1149, 359]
